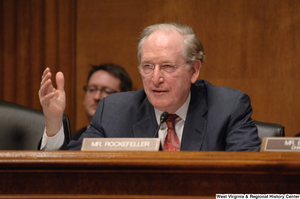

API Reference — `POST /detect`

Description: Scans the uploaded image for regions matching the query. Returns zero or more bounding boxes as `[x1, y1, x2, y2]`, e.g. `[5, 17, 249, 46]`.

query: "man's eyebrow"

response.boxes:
[141, 60, 152, 63]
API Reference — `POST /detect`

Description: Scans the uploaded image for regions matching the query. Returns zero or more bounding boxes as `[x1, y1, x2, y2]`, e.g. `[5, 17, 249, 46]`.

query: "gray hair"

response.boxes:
[137, 22, 205, 68]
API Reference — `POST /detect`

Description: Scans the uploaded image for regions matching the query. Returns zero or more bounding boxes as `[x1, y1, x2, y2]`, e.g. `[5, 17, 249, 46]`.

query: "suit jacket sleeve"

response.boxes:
[224, 92, 261, 151]
[66, 99, 107, 150]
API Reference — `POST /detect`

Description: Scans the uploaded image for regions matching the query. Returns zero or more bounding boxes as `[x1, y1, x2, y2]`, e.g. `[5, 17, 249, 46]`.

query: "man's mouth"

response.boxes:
[92, 104, 99, 109]
[153, 89, 167, 93]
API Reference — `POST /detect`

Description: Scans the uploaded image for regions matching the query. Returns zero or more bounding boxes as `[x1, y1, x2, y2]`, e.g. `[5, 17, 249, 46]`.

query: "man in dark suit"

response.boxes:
[39, 22, 261, 151]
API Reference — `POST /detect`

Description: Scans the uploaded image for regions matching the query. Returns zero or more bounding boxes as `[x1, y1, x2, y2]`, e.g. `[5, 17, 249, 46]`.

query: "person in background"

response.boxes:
[72, 64, 132, 140]
[73, 64, 132, 140]
[39, 22, 261, 151]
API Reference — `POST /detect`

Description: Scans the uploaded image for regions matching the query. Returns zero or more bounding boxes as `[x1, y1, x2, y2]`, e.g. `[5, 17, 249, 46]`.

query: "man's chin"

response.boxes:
[87, 109, 96, 116]
[150, 101, 170, 111]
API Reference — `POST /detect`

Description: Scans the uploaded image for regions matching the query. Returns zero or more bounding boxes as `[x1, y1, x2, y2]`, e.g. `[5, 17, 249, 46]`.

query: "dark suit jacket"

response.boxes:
[71, 126, 87, 141]
[67, 79, 261, 151]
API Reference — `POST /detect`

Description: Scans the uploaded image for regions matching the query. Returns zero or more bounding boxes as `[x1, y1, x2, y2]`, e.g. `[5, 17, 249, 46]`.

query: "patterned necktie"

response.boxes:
[163, 114, 180, 151]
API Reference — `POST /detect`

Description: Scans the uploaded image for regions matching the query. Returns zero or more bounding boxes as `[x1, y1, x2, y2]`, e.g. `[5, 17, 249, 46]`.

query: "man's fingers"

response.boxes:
[41, 69, 52, 88]
[40, 91, 56, 106]
[39, 78, 54, 97]
[41, 67, 50, 81]
[56, 71, 65, 92]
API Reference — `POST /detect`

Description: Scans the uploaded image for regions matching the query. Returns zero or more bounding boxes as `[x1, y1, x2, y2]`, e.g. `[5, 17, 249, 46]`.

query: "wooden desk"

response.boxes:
[0, 151, 300, 198]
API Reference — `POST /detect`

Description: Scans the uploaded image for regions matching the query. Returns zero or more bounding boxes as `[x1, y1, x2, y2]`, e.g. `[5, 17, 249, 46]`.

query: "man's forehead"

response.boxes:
[88, 70, 120, 85]
[141, 30, 184, 59]
[145, 29, 183, 44]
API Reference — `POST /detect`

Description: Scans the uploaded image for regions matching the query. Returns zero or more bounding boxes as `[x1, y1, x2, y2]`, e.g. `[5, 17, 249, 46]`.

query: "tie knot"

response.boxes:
[166, 114, 178, 129]
[166, 114, 178, 121]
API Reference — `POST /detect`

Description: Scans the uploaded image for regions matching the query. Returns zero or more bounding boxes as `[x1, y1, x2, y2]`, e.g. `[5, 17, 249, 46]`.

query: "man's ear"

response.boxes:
[190, 60, 202, 83]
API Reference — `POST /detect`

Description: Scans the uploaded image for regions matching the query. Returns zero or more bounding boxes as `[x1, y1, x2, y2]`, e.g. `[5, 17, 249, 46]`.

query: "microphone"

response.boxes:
[154, 111, 169, 138]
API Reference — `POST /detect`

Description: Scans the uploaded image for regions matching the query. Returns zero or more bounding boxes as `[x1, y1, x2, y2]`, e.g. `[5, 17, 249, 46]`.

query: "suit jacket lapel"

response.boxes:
[132, 97, 157, 138]
[181, 83, 208, 151]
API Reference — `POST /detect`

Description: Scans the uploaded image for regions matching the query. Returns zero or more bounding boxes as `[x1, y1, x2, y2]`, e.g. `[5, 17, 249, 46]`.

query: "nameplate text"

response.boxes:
[261, 137, 300, 152]
[81, 138, 160, 151]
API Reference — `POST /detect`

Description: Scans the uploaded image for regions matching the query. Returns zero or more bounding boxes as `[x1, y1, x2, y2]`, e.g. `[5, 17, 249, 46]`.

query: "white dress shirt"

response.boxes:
[154, 92, 191, 147]
[40, 125, 64, 150]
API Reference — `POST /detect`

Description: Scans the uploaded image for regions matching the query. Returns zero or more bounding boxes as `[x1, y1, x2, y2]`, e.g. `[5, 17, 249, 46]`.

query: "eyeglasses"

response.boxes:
[139, 62, 190, 75]
[83, 85, 117, 95]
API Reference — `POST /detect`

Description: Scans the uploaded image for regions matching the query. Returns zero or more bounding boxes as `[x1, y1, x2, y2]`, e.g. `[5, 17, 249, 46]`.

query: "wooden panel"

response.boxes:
[1, 0, 300, 137]
[44, 0, 76, 132]
[0, 151, 300, 198]
[0, 0, 76, 131]
[76, 0, 300, 136]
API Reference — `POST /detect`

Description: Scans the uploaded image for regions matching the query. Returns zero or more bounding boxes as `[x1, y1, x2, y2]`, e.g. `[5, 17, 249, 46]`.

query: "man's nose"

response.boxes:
[151, 66, 164, 84]
[94, 90, 104, 100]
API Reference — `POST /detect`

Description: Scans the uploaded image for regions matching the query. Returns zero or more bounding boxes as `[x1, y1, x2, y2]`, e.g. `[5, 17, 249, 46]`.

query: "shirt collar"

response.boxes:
[154, 92, 191, 124]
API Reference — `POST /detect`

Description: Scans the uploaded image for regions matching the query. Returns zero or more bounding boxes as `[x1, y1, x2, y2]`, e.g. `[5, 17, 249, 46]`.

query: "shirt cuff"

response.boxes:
[40, 125, 65, 150]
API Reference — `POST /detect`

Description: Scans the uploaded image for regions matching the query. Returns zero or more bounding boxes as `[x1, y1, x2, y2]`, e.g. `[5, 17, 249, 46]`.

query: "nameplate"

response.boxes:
[81, 138, 160, 151]
[261, 137, 300, 152]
